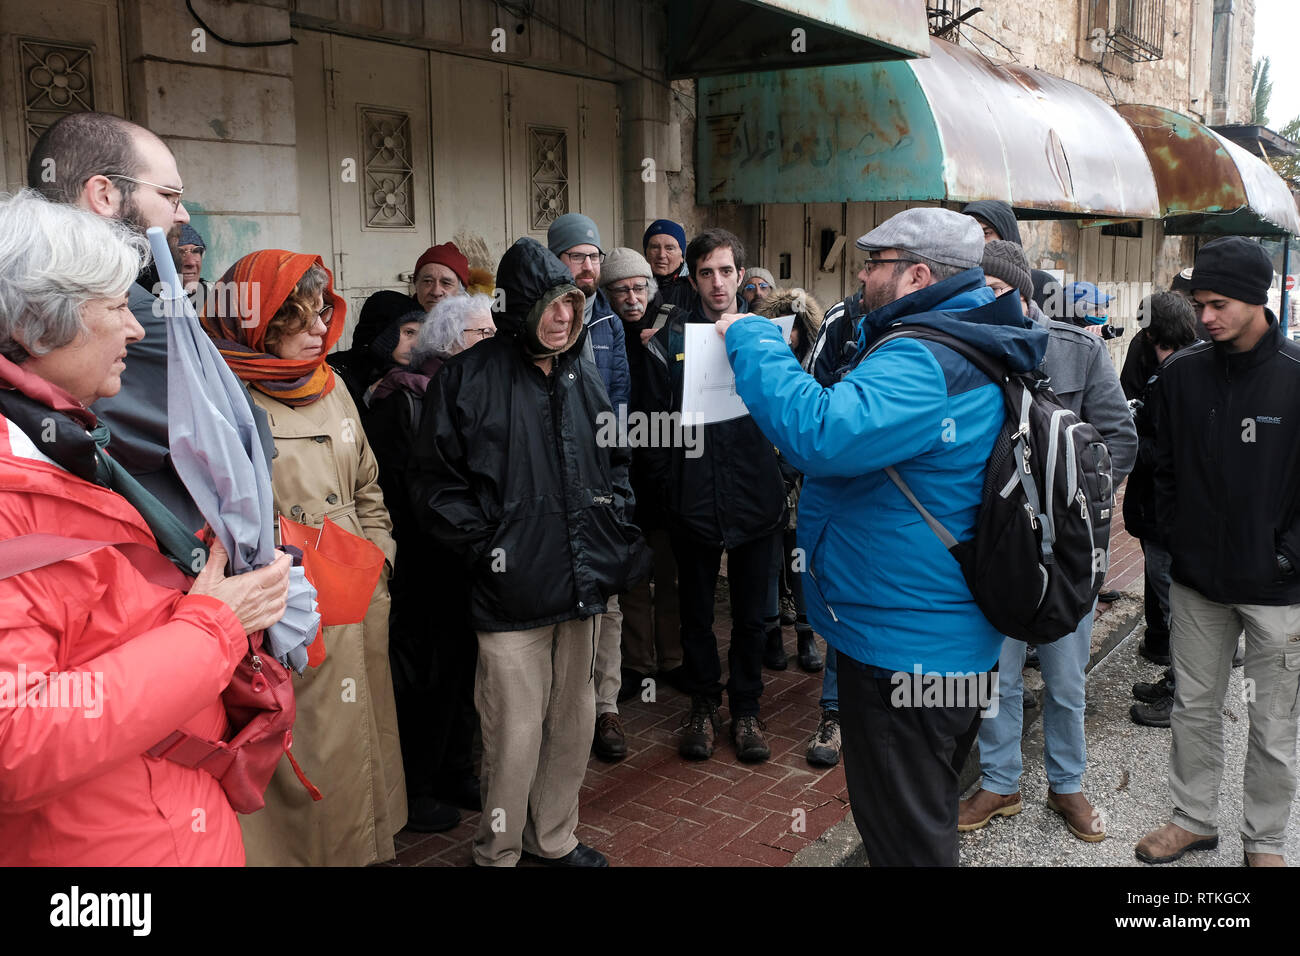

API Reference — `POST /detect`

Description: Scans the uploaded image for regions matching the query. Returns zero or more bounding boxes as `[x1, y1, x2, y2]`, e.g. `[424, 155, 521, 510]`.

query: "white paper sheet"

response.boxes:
[682, 315, 795, 425]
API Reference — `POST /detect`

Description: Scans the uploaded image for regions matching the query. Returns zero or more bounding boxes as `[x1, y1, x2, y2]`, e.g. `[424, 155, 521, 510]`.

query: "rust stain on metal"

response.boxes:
[1116, 104, 1241, 215]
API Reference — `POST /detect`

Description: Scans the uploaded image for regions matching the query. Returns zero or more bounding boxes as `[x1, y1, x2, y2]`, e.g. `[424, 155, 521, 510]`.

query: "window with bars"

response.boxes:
[1084, 0, 1166, 63]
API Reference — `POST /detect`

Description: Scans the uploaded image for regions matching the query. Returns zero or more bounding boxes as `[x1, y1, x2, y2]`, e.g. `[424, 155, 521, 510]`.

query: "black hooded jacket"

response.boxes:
[1153, 314, 1300, 605]
[407, 238, 648, 631]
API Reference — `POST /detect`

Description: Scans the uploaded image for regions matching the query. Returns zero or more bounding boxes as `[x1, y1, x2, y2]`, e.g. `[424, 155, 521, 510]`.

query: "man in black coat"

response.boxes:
[1135, 237, 1300, 868]
[408, 237, 647, 868]
[642, 228, 787, 764]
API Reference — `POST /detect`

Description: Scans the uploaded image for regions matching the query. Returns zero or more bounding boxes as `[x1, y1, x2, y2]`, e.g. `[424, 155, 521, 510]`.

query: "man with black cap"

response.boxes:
[643, 218, 695, 310]
[718, 208, 1049, 865]
[1135, 237, 1300, 868]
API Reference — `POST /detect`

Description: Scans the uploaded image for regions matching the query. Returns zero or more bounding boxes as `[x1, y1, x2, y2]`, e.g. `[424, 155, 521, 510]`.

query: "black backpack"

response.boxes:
[863, 325, 1114, 643]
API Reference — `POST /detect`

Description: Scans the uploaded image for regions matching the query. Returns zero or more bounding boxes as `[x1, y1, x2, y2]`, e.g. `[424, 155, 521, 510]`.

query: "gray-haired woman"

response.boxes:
[0, 189, 289, 866]
[370, 290, 494, 832]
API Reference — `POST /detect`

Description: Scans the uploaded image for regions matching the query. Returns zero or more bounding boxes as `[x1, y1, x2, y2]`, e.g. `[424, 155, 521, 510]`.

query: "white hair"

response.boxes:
[0, 188, 150, 363]
[415, 293, 494, 362]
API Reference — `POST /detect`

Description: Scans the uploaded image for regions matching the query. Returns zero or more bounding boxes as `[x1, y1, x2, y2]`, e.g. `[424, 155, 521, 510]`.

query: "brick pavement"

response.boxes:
[393, 486, 1146, 868]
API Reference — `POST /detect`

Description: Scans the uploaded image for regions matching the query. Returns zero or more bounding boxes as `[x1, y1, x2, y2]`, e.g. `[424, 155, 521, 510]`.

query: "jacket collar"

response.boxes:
[1214, 310, 1281, 377]
[0, 353, 98, 429]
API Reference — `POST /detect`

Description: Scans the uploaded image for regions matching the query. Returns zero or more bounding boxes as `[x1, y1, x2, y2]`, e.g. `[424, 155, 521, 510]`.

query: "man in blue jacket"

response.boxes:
[717, 208, 1048, 866]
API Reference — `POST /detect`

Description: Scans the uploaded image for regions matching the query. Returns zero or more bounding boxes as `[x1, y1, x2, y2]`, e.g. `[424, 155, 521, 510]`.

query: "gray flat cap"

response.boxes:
[855, 207, 985, 270]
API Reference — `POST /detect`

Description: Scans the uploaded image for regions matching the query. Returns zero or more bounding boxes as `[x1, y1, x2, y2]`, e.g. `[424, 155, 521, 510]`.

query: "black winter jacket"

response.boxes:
[1153, 315, 1300, 605]
[642, 304, 787, 548]
[407, 238, 648, 631]
[1121, 356, 1169, 545]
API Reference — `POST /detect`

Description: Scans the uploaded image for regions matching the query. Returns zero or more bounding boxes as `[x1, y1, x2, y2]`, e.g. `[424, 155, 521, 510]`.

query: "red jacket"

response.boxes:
[0, 413, 247, 866]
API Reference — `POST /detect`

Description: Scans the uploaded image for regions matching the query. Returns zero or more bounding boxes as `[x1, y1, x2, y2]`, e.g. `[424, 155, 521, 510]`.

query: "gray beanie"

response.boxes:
[600, 247, 653, 287]
[547, 213, 603, 256]
[743, 267, 776, 290]
[981, 239, 1033, 304]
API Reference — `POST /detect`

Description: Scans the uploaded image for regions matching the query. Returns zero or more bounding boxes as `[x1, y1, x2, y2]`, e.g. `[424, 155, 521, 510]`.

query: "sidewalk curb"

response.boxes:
[792, 601, 1147, 867]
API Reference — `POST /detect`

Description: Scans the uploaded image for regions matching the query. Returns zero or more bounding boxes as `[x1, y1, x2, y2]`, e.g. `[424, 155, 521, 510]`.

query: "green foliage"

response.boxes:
[1252, 57, 1272, 127]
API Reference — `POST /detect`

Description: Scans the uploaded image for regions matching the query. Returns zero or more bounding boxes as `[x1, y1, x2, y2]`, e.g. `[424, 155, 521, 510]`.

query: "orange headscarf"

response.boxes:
[200, 250, 346, 406]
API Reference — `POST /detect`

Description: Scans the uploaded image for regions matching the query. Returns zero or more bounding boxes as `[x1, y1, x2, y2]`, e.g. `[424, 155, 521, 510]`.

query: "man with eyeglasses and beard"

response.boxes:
[26, 111, 272, 530]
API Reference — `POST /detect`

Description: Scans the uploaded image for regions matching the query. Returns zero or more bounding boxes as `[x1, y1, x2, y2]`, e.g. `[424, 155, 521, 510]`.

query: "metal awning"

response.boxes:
[697, 37, 1161, 220]
[1115, 105, 1300, 237]
[667, 0, 930, 79]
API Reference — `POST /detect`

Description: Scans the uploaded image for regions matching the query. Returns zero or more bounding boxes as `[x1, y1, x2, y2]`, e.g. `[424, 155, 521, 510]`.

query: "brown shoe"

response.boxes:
[1046, 789, 1106, 842]
[1135, 821, 1218, 864]
[1244, 851, 1286, 867]
[593, 712, 627, 762]
[957, 788, 1022, 831]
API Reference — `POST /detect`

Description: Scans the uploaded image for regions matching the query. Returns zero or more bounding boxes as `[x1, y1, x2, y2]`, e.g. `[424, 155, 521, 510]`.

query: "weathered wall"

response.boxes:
[122, 0, 302, 277]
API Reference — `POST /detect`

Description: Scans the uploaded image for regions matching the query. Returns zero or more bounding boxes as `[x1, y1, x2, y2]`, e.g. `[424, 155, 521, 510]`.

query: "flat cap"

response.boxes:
[856, 207, 985, 271]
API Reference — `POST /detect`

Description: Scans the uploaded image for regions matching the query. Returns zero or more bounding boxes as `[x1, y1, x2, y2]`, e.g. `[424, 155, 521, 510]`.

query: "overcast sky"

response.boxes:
[1253, 0, 1300, 130]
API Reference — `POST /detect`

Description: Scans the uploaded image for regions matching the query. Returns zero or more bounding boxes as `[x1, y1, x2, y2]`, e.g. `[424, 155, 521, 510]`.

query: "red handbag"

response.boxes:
[0, 533, 321, 813]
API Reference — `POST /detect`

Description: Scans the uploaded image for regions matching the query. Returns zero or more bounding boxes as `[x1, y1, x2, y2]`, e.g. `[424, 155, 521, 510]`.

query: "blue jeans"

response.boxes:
[819, 646, 838, 712]
[977, 606, 1094, 795]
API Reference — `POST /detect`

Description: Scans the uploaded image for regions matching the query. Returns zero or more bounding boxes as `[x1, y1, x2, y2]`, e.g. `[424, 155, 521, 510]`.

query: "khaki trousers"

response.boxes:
[473, 616, 599, 866]
[594, 594, 623, 714]
[619, 527, 682, 675]
[1168, 581, 1300, 853]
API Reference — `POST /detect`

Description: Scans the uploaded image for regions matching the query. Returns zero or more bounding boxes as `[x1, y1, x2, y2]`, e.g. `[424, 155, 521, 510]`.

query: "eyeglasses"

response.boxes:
[465, 327, 495, 340]
[105, 174, 185, 212]
[862, 257, 917, 272]
[315, 304, 334, 324]
[562, 251, 606, 266]
[607, 281, 649, 298]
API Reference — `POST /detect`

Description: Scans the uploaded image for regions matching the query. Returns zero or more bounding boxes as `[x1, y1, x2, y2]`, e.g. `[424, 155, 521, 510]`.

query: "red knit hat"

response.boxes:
[414, 242, 469, 288]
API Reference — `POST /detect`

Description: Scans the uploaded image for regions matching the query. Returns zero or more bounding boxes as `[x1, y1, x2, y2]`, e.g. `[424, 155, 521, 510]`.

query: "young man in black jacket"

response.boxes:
[643, 228, 787, 763]
[1135, 237, 1300, 868]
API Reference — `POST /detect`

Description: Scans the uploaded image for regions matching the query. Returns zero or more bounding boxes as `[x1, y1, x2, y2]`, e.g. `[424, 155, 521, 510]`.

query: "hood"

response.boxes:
[962, 200, 1022, 245]
[858, 268, 1047, 374]
[494, 237, 586, 358]
[757, 288, 825, 335]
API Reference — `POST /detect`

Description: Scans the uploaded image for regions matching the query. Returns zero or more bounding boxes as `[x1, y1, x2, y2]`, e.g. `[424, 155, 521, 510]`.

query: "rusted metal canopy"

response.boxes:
[666, 0, 930, 79]
[1115, 104, 1300, 237]
[697, 37, 1161, 219]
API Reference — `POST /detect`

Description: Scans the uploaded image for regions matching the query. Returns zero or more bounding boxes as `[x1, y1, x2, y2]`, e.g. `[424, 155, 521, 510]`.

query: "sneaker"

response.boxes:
[731, 715, 771, 763]
[806, 709, 841, 767]
[593, 711, 628, 762]
[1130, 694, 1173, 728]
[1132, 668, 1175, 703]
[678, 695, 721, 760]
[763, 623, 788, 670]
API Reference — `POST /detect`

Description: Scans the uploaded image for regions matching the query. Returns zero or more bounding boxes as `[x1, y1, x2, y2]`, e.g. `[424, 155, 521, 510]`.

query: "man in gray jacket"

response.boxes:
[959, 239, 1137, 842]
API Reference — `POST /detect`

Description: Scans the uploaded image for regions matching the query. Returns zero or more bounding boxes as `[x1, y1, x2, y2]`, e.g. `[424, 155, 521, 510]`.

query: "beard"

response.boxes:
[119, 193, 183, 274]
[861, 279, 900, 317]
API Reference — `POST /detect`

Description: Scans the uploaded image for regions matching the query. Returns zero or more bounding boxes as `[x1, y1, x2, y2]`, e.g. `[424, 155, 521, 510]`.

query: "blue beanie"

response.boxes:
[179, 224, 206, 250]
[547, 213, 602, 256]
[643, 218, 686, 252]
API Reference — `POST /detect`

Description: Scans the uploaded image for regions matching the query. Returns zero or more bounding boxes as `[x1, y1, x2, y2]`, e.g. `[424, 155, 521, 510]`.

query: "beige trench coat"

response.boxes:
[238, 384, 407, 866]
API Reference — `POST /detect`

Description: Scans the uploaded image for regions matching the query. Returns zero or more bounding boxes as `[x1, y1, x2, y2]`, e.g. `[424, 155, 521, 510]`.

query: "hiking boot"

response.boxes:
[806, 709, 841, 767]
[1132, 668, 1175, 703]
[1135, 822, 1218, 864]
[731, 715, 771, 763]
[763, 623, 788, 670]
[1130, 695, 1173, 728]
[780, 595, 798, 626]
[796, 627, 824, 672]
[1046, 789, 1106, 842]
[678, 695, 721, 760]
[957, 788, 1022, 831]
[593, 711, 628, 762]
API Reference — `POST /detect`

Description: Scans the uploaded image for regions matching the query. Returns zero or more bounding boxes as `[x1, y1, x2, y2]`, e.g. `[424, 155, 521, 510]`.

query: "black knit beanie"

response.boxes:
[1190, 237, 1273, 305]
[981, 239, 1033, 304]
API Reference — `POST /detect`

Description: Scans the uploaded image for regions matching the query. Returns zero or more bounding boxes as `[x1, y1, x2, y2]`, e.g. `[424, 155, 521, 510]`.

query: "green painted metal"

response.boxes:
[698, 37, 1161, 220]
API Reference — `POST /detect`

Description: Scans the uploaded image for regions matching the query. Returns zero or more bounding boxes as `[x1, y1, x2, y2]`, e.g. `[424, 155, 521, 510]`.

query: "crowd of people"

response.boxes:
[1, 109, 1297, 869]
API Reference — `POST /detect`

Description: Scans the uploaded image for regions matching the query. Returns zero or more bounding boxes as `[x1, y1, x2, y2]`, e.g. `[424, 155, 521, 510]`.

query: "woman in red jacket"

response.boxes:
[0, 189, 290, 866]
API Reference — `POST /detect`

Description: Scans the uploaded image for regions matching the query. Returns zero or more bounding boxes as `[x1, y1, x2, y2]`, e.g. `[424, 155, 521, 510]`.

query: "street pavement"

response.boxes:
[957, 624, 1300, 867]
